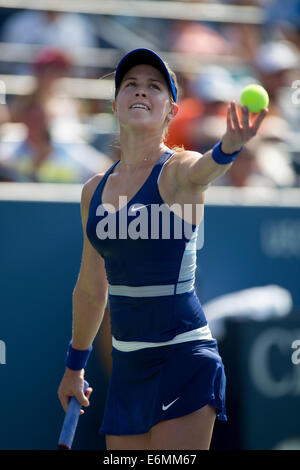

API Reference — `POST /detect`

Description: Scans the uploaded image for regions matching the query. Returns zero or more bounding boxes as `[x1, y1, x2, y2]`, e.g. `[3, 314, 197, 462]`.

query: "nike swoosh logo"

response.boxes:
[130, 204, 150, 212]
[162, 397, 180, 411]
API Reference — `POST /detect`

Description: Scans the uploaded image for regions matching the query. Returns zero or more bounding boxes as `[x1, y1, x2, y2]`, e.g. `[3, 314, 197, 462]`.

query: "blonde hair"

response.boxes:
[159, 63, 184, 150]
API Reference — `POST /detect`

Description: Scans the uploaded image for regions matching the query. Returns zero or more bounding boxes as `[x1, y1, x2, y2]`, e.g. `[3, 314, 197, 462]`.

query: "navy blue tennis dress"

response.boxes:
[86, 149, 227, 435]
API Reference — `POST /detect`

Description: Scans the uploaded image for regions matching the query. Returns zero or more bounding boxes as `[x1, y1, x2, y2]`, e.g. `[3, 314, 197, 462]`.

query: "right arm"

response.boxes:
[71, 174, 108, 350]
[58, 173, 108, 412]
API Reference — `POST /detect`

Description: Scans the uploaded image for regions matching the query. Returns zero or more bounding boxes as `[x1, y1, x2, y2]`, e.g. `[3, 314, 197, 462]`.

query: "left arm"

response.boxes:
[177, 101, 268, 190]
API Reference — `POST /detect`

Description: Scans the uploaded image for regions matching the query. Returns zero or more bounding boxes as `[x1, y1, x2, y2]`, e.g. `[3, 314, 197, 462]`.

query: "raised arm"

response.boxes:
[175, 101, 268, 191]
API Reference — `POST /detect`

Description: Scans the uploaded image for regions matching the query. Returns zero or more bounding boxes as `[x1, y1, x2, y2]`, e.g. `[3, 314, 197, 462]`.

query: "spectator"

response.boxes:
[253, 40, 300, 108]
[1, 10, 98, 49]
[164, 94, 205, 151]
[252, 40, 300, 173]
[206, 113, 297, 188]
[185, 112, 281, 188]
[168, 21, 231, 56]
[0, 48, 112, 183]
[166, 59, 297, 188]
[166, 65, 235, 151]
[212, 140, 276, 188]
[0, 160, 29, 182]
[254, 115, 297, 187]
[263, 0, 300, 33]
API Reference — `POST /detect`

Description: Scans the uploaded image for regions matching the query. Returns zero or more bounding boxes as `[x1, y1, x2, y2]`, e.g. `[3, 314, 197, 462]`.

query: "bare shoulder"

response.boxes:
[164, 149, 203, 187]
[174, 149, 203, 165]
[80, 173, 105, 227]
[166, 149, 203, 171]
[81, 173, 105, 209]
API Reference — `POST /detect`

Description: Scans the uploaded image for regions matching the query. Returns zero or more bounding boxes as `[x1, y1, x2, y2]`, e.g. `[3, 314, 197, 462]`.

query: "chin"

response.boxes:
[122, 118, 162, 134]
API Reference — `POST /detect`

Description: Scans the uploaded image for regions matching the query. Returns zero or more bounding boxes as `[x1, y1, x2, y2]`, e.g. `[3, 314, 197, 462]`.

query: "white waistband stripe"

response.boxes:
[112, 324, 214, 352]
[109, 279, 194, 297]
[175, 279, 194, 294]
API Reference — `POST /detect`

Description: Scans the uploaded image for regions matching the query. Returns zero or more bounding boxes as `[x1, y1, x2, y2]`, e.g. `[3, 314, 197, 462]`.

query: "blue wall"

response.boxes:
[0, 194, 299, 449]
[0, 199, 108, 450]
[197, 204, 300, 307]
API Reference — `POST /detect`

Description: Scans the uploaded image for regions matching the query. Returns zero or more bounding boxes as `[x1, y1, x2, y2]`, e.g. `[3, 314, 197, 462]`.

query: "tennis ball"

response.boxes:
[240, 84, 269, 113]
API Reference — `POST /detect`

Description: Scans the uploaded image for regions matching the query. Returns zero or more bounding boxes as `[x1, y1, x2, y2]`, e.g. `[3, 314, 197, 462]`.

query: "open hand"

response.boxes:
[221, 101, 268, 154]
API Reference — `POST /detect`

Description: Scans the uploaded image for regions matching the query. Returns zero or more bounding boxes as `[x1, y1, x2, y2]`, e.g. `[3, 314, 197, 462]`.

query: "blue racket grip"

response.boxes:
[57, 380, 89, 450]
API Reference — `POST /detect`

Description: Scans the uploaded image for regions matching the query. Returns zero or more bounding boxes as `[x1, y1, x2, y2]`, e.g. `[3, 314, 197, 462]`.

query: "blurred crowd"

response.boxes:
[0, 2, 299, 187]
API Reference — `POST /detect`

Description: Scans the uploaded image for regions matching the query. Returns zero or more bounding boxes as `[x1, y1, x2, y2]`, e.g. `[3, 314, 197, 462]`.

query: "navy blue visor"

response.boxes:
[114, 48, 177, 103]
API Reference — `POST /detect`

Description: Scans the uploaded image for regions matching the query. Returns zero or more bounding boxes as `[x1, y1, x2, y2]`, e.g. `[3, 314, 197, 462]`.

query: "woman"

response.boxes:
[58, 48, 268, 450]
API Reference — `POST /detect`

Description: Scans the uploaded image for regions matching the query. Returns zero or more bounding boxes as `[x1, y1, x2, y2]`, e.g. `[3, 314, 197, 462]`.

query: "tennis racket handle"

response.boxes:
[57, 380, 89, 450]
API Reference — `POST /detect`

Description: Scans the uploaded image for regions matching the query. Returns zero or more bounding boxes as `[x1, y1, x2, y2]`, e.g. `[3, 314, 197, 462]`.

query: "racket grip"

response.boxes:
[57, 380, 89, 450]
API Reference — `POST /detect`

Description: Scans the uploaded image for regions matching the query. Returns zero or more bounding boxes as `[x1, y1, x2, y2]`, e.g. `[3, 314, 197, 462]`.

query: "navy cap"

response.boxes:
[114, 48, 177, 103]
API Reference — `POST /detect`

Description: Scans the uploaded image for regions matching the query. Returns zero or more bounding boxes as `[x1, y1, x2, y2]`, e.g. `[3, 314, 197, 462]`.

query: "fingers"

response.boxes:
[72, 385, 92, 412]
[228, 101, 248, 133]
[241, 106, 249, 130]
[86, 386, 93, 401]
[251, 108, 268, 134]
[77, 386, 93, 407]
[59, 392, 70, 413]
[75, 391, 89, 407]
[226, 101, 268, 145]
[229, 101, 268, 131]
[58, 390, 89, 413]
[58, 381, 70, 412]
[79, 387, 93, 415]
[230, 101, 241, 130]
[226, 103, 234, 132]
[58, 381, 93, 413]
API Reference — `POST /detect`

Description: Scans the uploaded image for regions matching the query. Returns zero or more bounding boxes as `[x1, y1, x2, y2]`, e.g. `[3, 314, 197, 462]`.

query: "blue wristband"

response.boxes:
[65, 341, 93, 370]
[212, 141, 243, 165]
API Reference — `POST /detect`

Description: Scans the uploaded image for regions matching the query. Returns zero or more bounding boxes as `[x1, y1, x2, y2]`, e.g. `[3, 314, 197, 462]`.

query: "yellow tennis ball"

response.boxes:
[240, 84, 269, 113]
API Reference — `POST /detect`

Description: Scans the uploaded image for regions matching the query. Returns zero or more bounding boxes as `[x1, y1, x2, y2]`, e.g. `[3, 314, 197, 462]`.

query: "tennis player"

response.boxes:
[58, 49, 268, 450]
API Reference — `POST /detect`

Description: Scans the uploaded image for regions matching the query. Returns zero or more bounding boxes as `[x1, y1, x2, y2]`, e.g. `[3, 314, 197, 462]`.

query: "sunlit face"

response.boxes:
[113, 64, 177, 134]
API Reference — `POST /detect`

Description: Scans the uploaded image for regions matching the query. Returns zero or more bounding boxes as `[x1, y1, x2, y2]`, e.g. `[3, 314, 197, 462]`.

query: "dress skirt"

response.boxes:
[99, 339, 227, 435]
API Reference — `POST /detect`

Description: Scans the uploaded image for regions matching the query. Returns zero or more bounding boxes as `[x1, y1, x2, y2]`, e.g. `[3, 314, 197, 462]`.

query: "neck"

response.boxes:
[118, 128, 168, 172]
